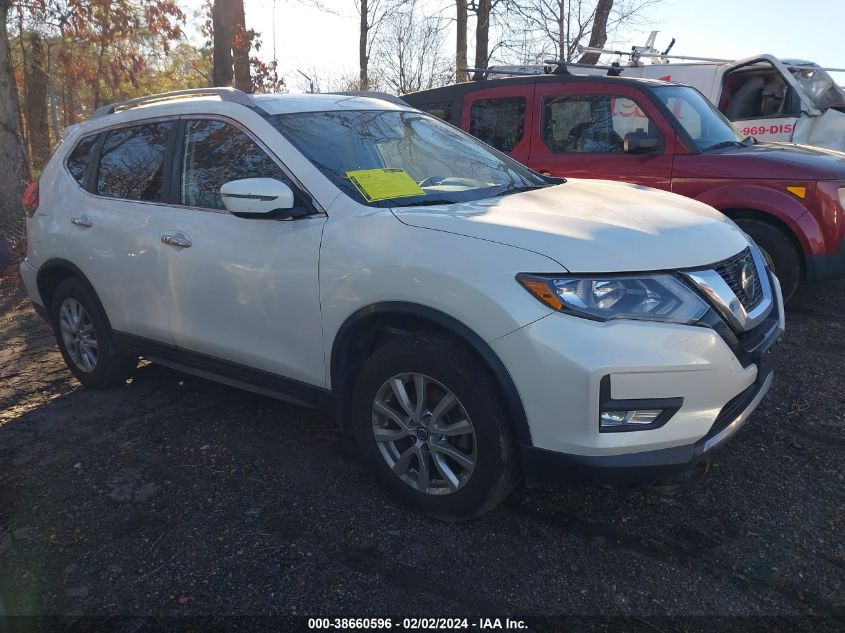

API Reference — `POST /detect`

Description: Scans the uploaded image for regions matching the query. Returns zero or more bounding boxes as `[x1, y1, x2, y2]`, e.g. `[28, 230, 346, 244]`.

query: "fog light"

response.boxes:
[600, 409, 664, 430]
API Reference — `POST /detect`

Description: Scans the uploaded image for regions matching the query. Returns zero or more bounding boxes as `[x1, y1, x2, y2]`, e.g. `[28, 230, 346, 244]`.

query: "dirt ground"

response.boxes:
[0, 267, 843, 622]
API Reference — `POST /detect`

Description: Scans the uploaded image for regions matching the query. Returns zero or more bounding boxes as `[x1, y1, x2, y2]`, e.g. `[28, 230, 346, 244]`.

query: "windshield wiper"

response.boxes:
[395, 198, 462, 207]
[703, 137, 753, 152]
[494, 184, 552, 197]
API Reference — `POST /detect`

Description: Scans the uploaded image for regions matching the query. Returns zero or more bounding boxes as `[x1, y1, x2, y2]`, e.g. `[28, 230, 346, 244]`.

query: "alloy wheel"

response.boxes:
[371, 372, 477, 495]
[59, 297, 98, 372]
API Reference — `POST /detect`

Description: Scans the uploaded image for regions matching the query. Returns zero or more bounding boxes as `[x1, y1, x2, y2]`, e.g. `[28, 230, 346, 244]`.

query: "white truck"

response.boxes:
[578, 35, 845, 152]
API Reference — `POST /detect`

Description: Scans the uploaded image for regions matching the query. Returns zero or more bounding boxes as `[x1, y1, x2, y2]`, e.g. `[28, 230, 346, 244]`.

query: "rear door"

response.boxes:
[62, 120, 176, 343]
[159, 116, 327, 386]
[528, 82, 675, 190]
[461, 84, 535, 165]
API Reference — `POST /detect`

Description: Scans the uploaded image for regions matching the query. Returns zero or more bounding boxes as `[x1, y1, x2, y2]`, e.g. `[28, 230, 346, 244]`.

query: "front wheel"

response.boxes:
[734, 218, 801, 301]
[351, 333, 519, 520]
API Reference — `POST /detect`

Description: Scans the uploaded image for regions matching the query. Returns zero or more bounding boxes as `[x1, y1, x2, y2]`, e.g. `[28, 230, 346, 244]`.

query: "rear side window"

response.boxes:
[96, 122, 172, 202]
[469, 97, 526, 154]
[417, 102, 453, 123]
[180, 119, 288, 210]
[66, 133, 99, 186]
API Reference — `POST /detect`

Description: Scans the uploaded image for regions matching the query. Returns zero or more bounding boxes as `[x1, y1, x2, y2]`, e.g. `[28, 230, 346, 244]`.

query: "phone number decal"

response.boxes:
[740, 123, 793, 137]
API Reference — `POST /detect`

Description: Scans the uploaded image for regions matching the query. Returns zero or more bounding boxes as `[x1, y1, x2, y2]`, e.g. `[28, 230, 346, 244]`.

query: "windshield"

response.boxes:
[790, 66, 845, 111]
[652, 85, 742, 151]
[269, 110, 549, 207]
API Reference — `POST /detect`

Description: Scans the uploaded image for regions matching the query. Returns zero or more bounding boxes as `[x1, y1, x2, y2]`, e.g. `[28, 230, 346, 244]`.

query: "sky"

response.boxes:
[230, 0, 845, 93]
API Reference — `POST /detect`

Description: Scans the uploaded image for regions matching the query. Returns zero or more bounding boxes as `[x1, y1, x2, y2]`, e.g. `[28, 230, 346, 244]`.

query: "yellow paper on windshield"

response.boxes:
[346, 168, 425, 202]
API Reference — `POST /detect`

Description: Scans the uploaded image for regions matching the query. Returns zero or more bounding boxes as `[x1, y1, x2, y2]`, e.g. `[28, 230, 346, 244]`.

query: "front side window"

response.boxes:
[96, 122, 172, 201]
[721, 65, 801, 119]
[653, 85, 741, 151]
[469, 97, 526, 153]
[66, 133, 99, 186]
[180, 119, 287, 210]
[543, 94, 653, 153]
[269, 110, 548, 208]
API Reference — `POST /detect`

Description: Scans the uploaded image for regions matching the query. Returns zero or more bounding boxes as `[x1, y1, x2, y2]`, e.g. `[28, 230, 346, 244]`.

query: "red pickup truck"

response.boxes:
[403, 74, 845, 299]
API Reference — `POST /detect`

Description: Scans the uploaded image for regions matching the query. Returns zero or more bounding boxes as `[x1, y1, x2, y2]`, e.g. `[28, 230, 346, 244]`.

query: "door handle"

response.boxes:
[161, 232, 192, 248]
[71, 215, 93, 228]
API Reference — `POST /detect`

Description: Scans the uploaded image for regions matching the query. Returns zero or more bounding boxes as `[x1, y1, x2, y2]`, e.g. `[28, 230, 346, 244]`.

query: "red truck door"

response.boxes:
[527, 82, 676, 190]
[461, 84, 535, 166]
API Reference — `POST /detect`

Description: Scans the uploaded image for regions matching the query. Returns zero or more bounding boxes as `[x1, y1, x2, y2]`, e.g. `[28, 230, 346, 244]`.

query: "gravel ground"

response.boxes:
[0, 267, 843, 623]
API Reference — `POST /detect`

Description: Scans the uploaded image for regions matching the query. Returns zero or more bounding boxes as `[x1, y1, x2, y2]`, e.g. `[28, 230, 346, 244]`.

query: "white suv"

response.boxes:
[20, 88, 784, 518]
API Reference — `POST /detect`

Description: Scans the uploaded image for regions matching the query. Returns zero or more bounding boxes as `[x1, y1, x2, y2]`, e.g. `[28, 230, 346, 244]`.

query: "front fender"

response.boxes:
[692, 184, 820, 255]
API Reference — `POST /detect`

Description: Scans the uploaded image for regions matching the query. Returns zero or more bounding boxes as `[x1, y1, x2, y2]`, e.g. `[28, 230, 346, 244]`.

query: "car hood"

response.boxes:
[391, 179, 750, 272]
[682, 142, 845, 180]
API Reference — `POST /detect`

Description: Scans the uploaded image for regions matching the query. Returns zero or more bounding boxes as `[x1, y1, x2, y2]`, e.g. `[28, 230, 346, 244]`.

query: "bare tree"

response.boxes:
[0, 0, 30, 243]
[212, 0, 252, 91]
[456, 0, 468, 82]
[358, 0, 370, 89]
[469, 0, 494, 78]
[212, 0, 234, 86]
[25, 31, 49, 171]
[355, 0, 404, 90]
[231, 0, 252, 92]
[577, 0, 612, 63]
[499, 0, 657, 64]
[374, 0, 450, 95]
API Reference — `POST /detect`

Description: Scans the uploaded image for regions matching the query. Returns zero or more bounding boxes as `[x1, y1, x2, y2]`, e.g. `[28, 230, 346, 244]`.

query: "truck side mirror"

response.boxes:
[624, 130, 661, 153]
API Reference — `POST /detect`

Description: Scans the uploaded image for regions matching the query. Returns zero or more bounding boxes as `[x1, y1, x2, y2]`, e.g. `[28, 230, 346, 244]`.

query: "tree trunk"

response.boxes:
[359, 0, 369, 90]
[455, 0, 468, 82]
[231, 0, 252, 93]
[212, 0, 234, 87]
[577, 0, 612, 64]
[47, 44, 60, 144]
[471, 0, 491, 80]
[0, 0, 30, 244]
[25, 32, 49, 172]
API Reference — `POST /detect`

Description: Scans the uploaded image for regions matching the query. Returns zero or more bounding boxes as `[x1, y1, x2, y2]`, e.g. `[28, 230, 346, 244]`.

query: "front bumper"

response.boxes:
[492, 274, 784, 486]
[520, 370, 772, 485]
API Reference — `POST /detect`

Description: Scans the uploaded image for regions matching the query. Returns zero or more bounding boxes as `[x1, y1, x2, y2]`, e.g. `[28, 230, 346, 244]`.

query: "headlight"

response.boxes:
[517, 273, 708, 324]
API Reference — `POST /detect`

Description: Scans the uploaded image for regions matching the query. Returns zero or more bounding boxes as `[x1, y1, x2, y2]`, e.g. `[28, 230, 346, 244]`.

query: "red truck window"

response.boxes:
[417, 101, 453, 123]
[542, 94, 656, 153]
[469, 97, 526, 154]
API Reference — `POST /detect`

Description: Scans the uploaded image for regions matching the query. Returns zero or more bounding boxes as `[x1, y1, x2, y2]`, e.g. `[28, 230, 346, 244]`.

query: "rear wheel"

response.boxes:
[50, 277, 137, 388]
[351, 333, 519, 520]
[734, 218, 801, 301]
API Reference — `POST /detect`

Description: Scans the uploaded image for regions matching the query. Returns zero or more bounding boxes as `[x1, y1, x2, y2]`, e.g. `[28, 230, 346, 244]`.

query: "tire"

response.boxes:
[734, 218, 801, 301]
[351, 333, 519, 520]
[50, 277, 137, 388]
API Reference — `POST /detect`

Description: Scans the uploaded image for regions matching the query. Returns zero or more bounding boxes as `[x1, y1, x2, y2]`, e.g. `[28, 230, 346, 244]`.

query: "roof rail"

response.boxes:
[330, 91, 409, 106]
[464, 66, 551, 79]
[90, 87, 268, 119]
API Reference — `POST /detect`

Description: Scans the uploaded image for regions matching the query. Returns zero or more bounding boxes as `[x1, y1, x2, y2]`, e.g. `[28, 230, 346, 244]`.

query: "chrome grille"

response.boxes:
[712, 247, 763, 312]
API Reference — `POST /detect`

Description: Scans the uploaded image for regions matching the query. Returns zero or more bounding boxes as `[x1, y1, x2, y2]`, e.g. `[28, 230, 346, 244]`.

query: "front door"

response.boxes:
[527, 83, 675, 190]
[160, 117, 327, 387]
[718, 61, 802, 143]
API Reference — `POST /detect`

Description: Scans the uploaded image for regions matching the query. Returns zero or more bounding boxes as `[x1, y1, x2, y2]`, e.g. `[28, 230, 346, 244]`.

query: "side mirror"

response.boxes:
[220, 178, 308, 219]
[624, 130, 661, 153]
